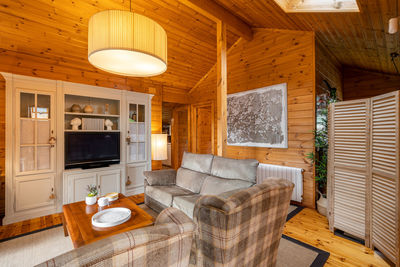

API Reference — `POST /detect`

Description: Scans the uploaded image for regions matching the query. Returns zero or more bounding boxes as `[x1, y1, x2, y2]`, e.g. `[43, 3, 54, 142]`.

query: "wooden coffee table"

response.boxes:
[62, 193, 154, 248]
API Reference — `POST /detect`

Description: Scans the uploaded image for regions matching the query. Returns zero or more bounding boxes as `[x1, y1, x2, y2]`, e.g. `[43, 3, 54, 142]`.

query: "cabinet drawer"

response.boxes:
[15, 174, 55, 211]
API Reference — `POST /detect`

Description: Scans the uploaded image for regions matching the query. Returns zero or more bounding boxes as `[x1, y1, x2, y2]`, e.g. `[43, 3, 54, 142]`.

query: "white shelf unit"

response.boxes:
[64, 112, 120, 118]
[2, 72, 153, 224]
[64, 94, 120, 131]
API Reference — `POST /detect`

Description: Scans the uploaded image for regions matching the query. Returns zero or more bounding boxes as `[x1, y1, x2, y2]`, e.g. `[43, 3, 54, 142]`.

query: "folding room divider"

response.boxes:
[328, 91, 399, 266]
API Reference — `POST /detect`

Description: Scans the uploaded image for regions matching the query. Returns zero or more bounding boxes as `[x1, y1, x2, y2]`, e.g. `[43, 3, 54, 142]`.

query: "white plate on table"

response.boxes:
[91, 207, 131, 228]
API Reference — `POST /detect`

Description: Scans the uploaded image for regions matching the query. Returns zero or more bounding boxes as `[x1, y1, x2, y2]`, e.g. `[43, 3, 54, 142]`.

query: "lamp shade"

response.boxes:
[389, 17, 399, 34]
[151, 134, 168, 161]
[88, 10, 167, 77]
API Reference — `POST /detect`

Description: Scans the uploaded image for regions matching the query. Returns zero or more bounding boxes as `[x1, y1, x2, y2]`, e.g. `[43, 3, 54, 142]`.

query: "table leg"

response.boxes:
[62, 213, 69, 237]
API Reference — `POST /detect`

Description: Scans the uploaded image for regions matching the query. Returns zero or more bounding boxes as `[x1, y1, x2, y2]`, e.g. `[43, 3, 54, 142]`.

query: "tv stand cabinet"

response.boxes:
[63, 166, 123, 204]
[2, 73, 153, 224]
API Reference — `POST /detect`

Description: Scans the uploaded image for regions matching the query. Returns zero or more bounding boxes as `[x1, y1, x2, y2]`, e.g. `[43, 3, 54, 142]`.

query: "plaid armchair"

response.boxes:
[37, 207, 196, 267]
[193, 178, 294, 267]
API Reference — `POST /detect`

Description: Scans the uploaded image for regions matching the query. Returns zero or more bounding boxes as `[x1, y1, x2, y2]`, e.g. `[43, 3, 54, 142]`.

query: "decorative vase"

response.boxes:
[83, 105, 94, 113]
[317, 192, 328, 217]
[71, 104, 81, 113]
[85, 196, 97, 205]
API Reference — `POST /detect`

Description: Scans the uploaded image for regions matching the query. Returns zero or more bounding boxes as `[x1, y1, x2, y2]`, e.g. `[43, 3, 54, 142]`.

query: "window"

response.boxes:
[274, 0, 359, 13]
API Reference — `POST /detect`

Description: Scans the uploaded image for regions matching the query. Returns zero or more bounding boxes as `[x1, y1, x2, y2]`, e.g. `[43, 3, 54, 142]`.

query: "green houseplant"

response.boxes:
[85, 184, 98, 205]
[307, 85, 337, 216]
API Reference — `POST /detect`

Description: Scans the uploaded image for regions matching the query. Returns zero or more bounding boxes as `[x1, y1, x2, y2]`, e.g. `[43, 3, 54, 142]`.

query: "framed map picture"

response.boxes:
[227, 83, 288, 148]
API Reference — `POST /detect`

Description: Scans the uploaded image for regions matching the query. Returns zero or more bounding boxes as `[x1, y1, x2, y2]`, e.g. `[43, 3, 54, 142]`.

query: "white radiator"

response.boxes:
[257, 163, 303, 202]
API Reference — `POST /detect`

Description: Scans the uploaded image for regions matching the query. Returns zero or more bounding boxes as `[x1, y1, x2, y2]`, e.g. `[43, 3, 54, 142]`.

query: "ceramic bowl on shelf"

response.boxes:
[71, 104, 81, 113]
[83, 105, 94, 113]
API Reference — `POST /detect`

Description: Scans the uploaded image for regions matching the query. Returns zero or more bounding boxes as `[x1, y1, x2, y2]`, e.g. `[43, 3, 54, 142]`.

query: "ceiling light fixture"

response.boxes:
[88, 2, 167, 77]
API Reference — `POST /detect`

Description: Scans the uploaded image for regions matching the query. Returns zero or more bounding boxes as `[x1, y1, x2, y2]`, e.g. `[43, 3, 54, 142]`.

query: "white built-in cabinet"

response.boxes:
[124, 96, 151, 196]
[2, 73, 153, 224]
[64, 168, 122, 203]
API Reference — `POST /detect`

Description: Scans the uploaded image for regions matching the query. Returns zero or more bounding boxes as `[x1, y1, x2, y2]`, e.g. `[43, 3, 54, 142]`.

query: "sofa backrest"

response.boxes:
[180, 152, 214, 174]
[36, 208, 195, 267]
[210, 156, 259, 183]
[193, 178, 294, 266]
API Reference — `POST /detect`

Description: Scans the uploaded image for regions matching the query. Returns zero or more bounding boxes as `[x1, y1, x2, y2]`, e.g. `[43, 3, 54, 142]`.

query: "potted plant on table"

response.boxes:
[85, 185, 98, 205]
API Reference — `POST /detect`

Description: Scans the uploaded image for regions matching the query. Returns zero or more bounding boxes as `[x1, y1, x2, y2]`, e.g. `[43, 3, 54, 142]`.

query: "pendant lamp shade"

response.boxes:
[88, 10, 167, 77]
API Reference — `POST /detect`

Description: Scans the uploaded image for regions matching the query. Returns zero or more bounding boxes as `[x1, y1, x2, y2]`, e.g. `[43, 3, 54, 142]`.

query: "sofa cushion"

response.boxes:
[176, 168, 208, 193]
[210, 156, 259, 183]
[145, 185, 195, 207]
[172, 194, 201, 219]
[200, 175, 253, 195]
[181, 152, 214, 174]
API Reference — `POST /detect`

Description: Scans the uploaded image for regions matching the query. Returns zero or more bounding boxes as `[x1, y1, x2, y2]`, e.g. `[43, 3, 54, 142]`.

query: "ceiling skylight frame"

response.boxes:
[274, 0, 360, 13]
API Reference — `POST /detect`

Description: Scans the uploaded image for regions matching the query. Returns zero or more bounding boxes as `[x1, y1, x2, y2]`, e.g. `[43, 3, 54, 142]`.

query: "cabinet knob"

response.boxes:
[49, 193, 55, 200]
[49, 136, 56, 147]
[126, 176, 131, 186]
[126, 135, 131, 145]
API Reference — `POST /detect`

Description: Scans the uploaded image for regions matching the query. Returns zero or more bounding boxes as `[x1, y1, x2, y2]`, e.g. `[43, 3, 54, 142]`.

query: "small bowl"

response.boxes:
[105, 192, 118, 202]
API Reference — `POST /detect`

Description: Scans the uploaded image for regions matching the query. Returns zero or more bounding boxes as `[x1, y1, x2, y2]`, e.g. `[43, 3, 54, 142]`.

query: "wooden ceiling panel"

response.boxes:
[215, 0, 400, 75]
[0, 0, 239, 92]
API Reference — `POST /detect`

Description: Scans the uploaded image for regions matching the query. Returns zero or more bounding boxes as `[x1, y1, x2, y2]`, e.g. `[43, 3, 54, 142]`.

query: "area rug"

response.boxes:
[0, 205, 329, 267]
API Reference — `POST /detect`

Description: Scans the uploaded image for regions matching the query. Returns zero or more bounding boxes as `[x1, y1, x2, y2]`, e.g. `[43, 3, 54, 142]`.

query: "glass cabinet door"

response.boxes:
[18, 90, 55, 174]
[127, 102, 147, 163]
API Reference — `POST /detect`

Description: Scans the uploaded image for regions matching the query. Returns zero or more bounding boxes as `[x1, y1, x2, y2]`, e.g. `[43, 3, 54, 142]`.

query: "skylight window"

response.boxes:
[274, 0, 360, 13]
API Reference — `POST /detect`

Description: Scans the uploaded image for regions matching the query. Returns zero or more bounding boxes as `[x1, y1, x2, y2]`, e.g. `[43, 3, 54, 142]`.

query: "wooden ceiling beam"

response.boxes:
[178, 0, 253, 41]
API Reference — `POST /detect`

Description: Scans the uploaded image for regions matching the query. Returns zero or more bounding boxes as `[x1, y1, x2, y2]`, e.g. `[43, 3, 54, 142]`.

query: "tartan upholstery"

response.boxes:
[36, 207, 196, 267]
[193, 178, 294, 267]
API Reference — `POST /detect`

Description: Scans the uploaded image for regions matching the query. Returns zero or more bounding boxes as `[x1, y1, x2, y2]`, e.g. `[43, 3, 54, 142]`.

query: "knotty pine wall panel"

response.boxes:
[0, 77, 4, 217]
[343, 67, 400, 100]
[189, 29, 316, 208]
[316, 42, 343, 100]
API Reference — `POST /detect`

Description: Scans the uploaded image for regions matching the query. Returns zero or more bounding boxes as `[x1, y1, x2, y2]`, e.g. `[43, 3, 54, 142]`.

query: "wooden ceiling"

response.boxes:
[0, 0, 398, 96]
[0, 0, 238, 91]
[215, 0, 400, 75]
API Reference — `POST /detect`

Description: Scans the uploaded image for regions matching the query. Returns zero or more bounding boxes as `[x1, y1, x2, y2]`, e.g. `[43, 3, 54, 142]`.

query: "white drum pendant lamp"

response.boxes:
[88, 10, 167, 77]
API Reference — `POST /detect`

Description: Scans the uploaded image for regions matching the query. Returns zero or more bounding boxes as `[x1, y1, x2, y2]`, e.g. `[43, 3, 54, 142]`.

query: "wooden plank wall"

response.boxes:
[316, 41, 343, 100]
[0, 77, 4, 217]
[190, 28, 316, 208]
[343, 67, 400, 100]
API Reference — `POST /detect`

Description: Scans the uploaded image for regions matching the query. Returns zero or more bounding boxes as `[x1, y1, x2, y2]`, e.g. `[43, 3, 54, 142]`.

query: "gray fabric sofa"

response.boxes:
[144, 152, 259, 218]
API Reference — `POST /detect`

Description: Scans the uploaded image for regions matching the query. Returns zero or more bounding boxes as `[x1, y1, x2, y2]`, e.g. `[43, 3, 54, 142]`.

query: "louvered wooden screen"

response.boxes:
[370, 91, 399, 265]
[328, 99, 370, 241]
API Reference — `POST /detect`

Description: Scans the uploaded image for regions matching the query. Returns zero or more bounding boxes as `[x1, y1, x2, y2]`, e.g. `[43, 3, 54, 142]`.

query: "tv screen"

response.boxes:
[65, 132, 120, 169]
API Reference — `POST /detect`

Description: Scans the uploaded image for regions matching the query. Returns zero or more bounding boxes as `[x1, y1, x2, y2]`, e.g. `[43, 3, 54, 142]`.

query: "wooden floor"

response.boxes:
[0, 194, 144, 241]
[283, 208, 390, 266]
[0, 194, 390, 266]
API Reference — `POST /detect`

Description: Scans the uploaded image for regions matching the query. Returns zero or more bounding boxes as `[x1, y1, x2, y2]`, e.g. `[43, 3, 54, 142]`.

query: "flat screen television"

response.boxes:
[65, 132, 120, 169]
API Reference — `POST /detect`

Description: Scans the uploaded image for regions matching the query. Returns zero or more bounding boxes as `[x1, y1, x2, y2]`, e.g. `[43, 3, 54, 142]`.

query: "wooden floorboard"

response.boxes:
[0, 194, 144, 241]
[283, 208, 390, 266]
[0, 194, 391, 266]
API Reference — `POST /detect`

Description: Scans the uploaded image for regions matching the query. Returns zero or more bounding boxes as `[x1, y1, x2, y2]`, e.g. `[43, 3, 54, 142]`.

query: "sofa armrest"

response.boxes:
[155, 207, 196, 233]
[143, 169, 177, 186]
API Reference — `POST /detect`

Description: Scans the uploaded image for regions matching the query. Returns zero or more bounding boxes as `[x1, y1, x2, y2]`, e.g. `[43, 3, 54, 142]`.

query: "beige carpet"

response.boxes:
[0, 205, 327, 267]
